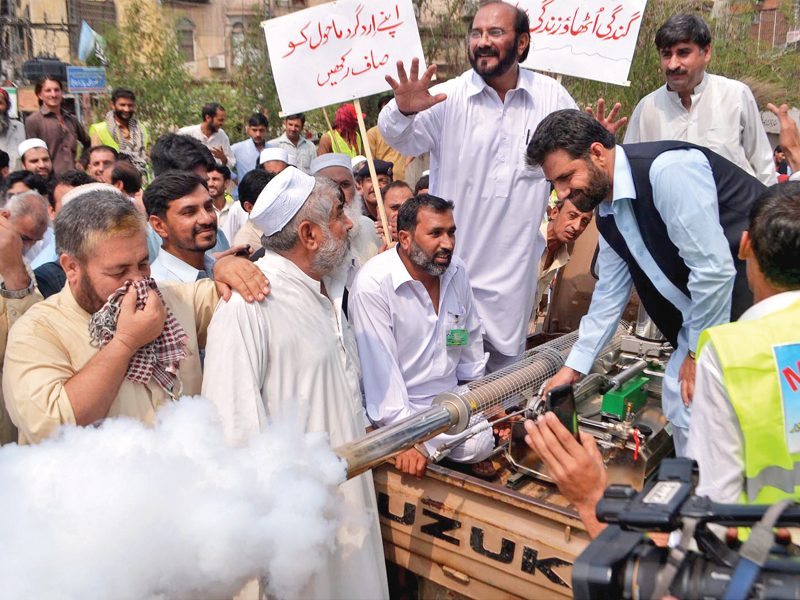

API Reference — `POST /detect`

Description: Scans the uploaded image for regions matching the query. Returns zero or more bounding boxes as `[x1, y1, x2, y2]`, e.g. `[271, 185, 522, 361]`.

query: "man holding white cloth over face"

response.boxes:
[201, 168, 389, 600]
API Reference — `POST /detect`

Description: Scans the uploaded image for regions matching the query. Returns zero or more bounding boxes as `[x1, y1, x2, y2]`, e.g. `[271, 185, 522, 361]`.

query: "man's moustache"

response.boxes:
[666, 69, 687, 76]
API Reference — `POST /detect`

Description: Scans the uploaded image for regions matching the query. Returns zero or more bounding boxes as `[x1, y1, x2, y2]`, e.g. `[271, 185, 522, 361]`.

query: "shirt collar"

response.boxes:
[738, 290, 800, 321]
[61, 281, 92, 320]
[664, 71, 709, 104]
[259, 249, 324, 296]
[388, 245, 459, 291]
[155, 249, 215, 282]
[39, 104, 59, 117]
[465, 67, 535, 101]
[599, 145, 634, 217]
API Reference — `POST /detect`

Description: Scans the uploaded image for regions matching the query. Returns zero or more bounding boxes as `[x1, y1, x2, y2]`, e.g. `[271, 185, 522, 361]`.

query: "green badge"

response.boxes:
[446, 329, 469, 346]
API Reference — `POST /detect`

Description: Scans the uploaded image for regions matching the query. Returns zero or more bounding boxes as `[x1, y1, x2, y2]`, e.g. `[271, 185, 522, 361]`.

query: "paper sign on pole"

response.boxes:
[262, 0, 425, 114]
[517, 0, 648, 86]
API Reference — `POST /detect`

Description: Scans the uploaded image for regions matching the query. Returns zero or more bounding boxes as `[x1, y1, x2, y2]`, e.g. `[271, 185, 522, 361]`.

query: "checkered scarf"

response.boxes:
[87, 278, 189, 395]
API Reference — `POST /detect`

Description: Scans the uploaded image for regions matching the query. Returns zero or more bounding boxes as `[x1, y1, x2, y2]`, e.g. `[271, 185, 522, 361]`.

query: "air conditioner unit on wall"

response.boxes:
[208, 54, 226, 69]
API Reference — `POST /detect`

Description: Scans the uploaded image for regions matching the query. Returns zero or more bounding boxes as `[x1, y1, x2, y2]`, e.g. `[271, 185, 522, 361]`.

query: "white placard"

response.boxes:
[263, 0, 426, 114]
[517, 0, 648, 86]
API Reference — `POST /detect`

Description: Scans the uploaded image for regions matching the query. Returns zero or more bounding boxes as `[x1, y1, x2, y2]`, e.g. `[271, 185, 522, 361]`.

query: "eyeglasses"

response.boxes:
[468, 28, 509, 40]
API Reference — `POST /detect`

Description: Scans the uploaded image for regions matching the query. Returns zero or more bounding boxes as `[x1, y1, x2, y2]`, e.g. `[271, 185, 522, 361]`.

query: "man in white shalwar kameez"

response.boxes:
[201, 168, 389, 600]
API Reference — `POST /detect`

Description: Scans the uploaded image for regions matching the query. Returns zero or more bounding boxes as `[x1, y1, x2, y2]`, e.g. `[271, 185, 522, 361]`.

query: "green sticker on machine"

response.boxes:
[446, 329, 468, 346]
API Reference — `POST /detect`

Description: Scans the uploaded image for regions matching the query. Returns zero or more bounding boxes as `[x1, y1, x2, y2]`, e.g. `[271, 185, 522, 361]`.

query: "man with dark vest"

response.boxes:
[530, 109, 763, 455]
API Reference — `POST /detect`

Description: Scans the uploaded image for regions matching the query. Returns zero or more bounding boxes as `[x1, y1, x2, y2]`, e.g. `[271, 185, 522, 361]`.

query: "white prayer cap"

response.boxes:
[286, 153, 298, 167]
[310, 153, 351, 174]
[250, 167, 316, 236]
[422, 170, 430, 177]
[351, 155, 367, 169]
[61, 183, 123, 207]
[18, 138, 48, 158]
[259, 147, 289, 165]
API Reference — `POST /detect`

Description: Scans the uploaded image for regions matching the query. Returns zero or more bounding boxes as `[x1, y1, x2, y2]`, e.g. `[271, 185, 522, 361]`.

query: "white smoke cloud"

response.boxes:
[0, 397, 349, 600]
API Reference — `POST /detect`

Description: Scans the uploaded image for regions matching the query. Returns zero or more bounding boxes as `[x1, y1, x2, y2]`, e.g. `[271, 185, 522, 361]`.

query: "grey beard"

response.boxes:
[0, 112, 9, 136]
[409, 239, 451, 276]
[344, 200, 362, 238]
[313, 225, 351, 274]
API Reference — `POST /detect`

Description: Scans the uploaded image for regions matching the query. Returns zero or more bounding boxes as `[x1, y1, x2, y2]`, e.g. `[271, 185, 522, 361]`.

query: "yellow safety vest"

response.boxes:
[88, 121, 150, 151]
[326, 129, 362, 158]
[698, 298, 800, 504]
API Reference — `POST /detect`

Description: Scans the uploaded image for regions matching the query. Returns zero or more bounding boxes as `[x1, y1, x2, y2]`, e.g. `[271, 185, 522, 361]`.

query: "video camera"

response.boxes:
[572, 459, 800, 600]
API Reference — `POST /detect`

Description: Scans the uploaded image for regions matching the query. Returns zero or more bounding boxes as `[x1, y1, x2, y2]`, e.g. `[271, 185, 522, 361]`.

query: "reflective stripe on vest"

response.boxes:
[89, 122, 150, 151]
[697, 298, 800, 505]
[747, 461, 800, 503]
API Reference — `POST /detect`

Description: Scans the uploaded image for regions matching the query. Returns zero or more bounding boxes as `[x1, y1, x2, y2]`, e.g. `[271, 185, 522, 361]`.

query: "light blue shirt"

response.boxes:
[565, 146, 736, 430]
[29, 228, 57, 269]
[149, 248, 217, 282]
[231, 139, 273, 199]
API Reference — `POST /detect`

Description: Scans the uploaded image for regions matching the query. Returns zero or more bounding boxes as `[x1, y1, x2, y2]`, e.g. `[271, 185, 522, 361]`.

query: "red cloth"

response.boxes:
[88, 278, 189, 394]
[334, 104, 360, 151]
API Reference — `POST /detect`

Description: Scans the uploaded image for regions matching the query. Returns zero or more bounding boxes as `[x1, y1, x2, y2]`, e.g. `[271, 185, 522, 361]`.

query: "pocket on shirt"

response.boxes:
[706, 125, 740, 147]
[517, 133, 544, 173]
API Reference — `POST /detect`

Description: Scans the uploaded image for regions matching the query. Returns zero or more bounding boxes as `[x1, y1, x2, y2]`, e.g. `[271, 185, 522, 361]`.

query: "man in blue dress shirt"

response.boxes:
[529, 109, 763, 455]
[231, 114, 272, 199]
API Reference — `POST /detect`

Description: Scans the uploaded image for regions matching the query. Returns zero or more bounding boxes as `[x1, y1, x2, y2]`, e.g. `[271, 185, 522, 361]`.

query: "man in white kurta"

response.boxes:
[623, 14, 776, 186]
[379, 1, 577, 371]
[201, 169, 388, 600]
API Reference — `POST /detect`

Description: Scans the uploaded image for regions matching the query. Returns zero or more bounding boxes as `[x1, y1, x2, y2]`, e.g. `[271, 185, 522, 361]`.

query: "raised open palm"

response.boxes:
[385, 58, 448, 116]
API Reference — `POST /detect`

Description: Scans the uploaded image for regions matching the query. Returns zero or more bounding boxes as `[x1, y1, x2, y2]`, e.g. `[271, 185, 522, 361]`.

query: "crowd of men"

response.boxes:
[1, 0, 800, 596]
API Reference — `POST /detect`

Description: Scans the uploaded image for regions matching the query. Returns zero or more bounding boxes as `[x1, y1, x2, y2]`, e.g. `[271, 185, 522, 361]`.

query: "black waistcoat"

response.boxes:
[595, 141, 763, 347]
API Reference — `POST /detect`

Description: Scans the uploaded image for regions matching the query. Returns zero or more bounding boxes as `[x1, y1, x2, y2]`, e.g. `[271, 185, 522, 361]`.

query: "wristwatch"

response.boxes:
[687, 349, 697, 360]
[0, 277, 35, 299]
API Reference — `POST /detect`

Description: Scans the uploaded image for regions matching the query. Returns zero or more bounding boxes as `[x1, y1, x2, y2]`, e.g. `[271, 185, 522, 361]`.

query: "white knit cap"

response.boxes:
[18, 138, 48, 158]
[351, 155, 367, 169]
[286, 153, 298, 167]
[249, 167, 316, 236]
[61, 183, 123, 207]
[310, 153, 351, 174]
[259, 147, 289, 165]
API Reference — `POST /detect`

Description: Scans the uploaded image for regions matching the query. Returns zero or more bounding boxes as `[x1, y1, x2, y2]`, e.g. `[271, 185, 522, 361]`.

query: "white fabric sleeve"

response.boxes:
[348, 277, 417, 427]
[689, 343, 745, 503]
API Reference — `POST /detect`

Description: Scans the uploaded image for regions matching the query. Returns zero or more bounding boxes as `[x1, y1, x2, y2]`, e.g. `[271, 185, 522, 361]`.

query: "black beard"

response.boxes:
[114, 109, 132, 123]
[468, 36, 519, 79]
[569, 162, 611, 212]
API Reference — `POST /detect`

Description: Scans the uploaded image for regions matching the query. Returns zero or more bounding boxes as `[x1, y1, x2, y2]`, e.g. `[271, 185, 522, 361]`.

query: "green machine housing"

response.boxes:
[601, 375, 649, 420]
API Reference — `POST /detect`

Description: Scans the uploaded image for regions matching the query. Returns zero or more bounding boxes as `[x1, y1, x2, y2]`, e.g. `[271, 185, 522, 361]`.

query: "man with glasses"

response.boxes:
[379, 0, 620, 372]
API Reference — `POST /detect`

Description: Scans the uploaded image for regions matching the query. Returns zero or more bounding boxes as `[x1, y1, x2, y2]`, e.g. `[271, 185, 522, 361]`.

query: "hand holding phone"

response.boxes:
[546, 383, 579, 440]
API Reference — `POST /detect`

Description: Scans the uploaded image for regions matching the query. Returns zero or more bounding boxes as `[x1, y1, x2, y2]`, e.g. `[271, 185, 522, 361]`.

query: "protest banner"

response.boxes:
[263, 0, 423, 244]
[517, 0, 647, 86]
[262, 0, 425, 115]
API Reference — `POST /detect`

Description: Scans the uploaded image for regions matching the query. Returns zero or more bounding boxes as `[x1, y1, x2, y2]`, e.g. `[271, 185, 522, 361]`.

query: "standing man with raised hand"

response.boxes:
[624, 14, 776, 186]
[268, 113, 316, 174]
[179, 103, 236, 170]
[379, 0, 614, 371]
[24, 77, 91, 175]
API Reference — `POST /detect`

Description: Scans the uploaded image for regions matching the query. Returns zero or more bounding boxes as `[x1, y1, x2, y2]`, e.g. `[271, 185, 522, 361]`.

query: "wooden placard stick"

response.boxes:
[321, 106, 342, 154]
[353, 97, 391, 245]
